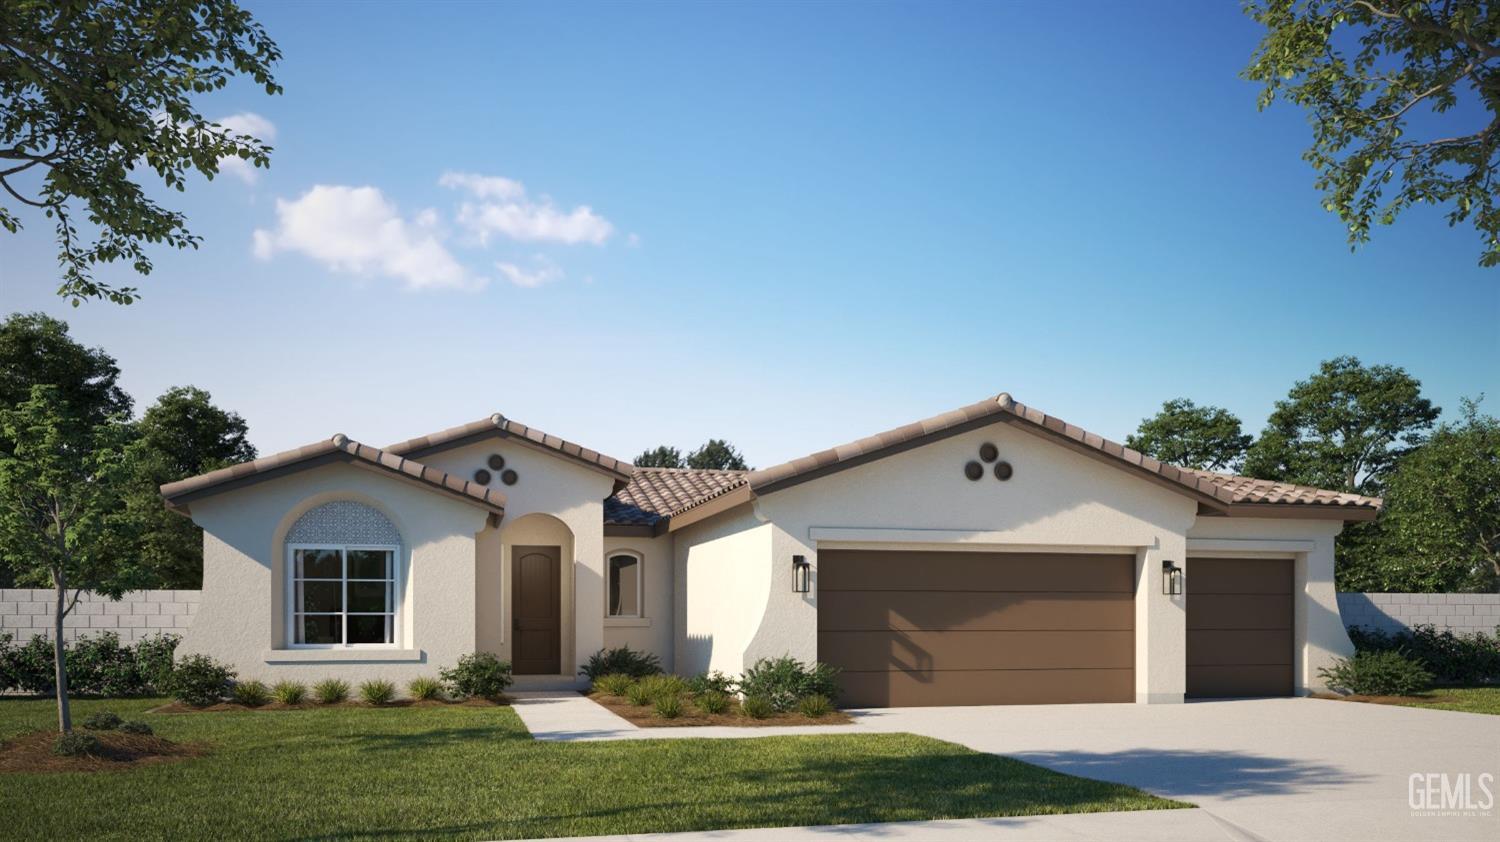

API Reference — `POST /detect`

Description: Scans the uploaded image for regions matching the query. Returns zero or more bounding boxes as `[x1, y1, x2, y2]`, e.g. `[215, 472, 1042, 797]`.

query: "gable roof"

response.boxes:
[160, 434, 507, 516]
[385, 413, 633, 491]
[605, 468, 749, 532]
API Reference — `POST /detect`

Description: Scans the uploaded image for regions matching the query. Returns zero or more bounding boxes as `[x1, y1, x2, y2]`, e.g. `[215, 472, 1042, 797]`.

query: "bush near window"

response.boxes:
[232, 680, 271, 707]
[440, 653, 513, 700]
[740, 695, 773, 719]
[162, 654, 236, 707]
[684, 670, 737, 697]
[313, 679, 350, 705]
[52, 732, 102, 757]
[1320, 650, 1435, 696]
[740, 656, 841, 712]
[271, 680, 307, 705]
[0, 632, 180, 696]
[359, 680, 396, 706]
[592, 673, 636, 697]
[580, 645, 662, 680]
[407, 676, 443, 701]
[82, 710, 123, 731]
[1348, 624, 1500, 685]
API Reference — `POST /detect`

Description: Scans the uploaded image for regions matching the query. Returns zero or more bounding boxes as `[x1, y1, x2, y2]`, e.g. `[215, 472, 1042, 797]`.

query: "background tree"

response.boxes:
[633, 445, 684, 468]
[0, 386, 143, 733]
[1244, 356, 1438, 494]
[687, 439, 749, 471]
[1347, 397, 1500, 592]
[0, 0, 281, 304]
[0, 312, 131, 431]
[1244, 0, 1500, 266]
[1125, 398, 1253, 471]
[127, 386, 255, 588]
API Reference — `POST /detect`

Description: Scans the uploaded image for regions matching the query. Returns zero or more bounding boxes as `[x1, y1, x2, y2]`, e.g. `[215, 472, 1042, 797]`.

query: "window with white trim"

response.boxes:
[289, 545, 398, 646]
[607, 552, 642, 618]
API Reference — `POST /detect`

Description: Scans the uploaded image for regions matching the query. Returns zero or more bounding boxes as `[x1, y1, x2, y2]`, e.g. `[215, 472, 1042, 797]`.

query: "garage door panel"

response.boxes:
[1186, 594, 1292, 631]
[1186, 665, 1292, 698]
[839, 668, 1134, 708]
[818, 630, 1134, 672]
[1189, 558, 1292, 594]
[819, 551, 1135, 593]
[1187, 629, 1292, 666]
[818, 590, 1135, 633]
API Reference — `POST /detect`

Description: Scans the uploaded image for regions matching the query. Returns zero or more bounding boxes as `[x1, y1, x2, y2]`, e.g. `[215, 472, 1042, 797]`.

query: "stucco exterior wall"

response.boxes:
[182, 462, 490, 685]
[602, 533, 674, 667]
[674, 507, 772, 676]
[1186, 517, 1352, 694]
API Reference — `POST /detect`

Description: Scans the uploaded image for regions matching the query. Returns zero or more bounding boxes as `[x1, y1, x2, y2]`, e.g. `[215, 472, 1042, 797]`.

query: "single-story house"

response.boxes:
[161, 392, 1380, 707]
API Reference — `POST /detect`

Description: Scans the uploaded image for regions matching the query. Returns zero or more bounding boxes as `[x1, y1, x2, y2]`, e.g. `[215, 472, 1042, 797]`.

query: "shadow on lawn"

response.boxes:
[1007, 748, 1371, 799]
[344, 725, 532, 752]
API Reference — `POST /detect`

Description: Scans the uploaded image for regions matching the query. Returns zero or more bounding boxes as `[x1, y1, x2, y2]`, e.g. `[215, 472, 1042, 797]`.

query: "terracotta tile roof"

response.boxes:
[385, 413, 633, 482]
[1182, 469, 1382, 511]
[605, 467, 749, 527]
[160, 434, 507, 515]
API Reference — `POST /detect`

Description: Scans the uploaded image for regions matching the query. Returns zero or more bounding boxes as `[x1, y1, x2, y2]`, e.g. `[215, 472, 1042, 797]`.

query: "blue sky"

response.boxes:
[1, 1, 1496, 466]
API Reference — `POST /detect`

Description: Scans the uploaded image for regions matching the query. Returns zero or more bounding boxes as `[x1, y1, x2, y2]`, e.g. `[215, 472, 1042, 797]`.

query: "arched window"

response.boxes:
[606, 551, 643, 618]
[285, 501, 401, 647]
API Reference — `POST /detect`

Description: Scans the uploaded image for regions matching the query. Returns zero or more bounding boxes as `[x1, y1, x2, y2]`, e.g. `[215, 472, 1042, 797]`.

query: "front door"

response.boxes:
[512, 545, 561, 674]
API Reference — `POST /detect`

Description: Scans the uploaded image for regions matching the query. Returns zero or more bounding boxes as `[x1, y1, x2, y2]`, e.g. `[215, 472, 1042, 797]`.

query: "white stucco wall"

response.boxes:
[674, 507, 773, 676]
[602, 533, 674, 667]
[182, 462, 490, 685]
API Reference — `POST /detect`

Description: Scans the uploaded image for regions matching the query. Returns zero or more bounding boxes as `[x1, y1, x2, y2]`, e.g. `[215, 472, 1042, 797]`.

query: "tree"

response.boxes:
[128, 386, 255, 588]
[1349, 397, 1500, 592]
[0, 312, 131, 429]
[1244, 356, 1438, 494]
[687, 439, 749, 471]
[1243, 1, 1500, 266]
[0, 0, 281, 304]
[1125, 398, 1253, 471]
[634, 445, 684, 468]
[0, 386, 142, 733]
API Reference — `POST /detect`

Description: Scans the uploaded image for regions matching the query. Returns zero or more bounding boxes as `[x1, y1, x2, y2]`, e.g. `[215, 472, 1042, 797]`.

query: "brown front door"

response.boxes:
[1186, 557, 1293, 697]
[818, 550, 1136, 707]
[512, 545, 561, 675]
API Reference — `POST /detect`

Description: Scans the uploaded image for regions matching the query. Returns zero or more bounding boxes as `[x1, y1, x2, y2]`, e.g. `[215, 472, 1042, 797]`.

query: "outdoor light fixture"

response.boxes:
[793, 555, 811, 593]
[1162, 560, 1183, 596]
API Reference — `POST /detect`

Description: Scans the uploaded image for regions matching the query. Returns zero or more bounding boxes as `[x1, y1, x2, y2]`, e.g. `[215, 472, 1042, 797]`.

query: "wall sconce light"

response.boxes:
[793, 555, 811, 593]
[1161, 560, 1183, 595]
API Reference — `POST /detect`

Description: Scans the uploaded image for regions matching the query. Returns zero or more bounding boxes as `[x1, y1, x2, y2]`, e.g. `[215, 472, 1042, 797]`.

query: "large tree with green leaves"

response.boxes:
[0, 0, 281, 304]
[1244, 356, 1438, 493]
[1244, 1, 1500, 266]
[686, 439, 749, 471]
[1126, 398, 1254, 471]
[0, 385, 143, 732]
[633, 445, 684, 468]
[0, 312, 131, 429]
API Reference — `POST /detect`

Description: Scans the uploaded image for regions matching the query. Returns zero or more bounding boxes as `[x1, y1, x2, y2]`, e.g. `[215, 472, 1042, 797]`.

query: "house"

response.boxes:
[160, 392, 1380, 707]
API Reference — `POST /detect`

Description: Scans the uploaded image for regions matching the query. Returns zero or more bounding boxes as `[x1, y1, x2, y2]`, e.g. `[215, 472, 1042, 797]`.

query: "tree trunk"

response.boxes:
[52, 568, 71, 734]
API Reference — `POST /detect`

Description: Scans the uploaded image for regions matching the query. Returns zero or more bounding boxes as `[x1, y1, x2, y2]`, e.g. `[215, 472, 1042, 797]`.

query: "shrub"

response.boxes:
[592, 673, 636, 697]
[1349, 624, 1500, 685]
[82, 711, 123, 731]
[118, 720, 153, 736]
[163, 654, 236, 707]
[580, 645, 662, 680]
[694, 691, 729, 715]
[132, 634, 181, 692]
[638, 674, 687, 700]
[625, 682, 654, 707]
[67, 633, 144, 697]
[685, 670, 737, 697]
[1, 632, 183, 697]
[0, 633, 13, 692]
[5, 634, 58, 694]
[313, 678, 350, 705]
[440, 653, 513, 699]
[741, 695, 773, 719]
[654, 693, 683, 719]
[53, 732, 102, 757]
[1320, 650, 1435, 696]
[360, 679, 396, 706]
[407, 676, 444, 701]
[272, 680, 307, 705]
[740, 656, 841, 712]
[798, 694, 834, 718]
[232, 680, 271, 707]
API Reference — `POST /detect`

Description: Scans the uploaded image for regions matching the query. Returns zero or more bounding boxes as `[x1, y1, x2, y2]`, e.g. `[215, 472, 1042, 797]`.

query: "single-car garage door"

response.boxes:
[817, 550, 1135, 707]
[1186, 557, 1293, 697]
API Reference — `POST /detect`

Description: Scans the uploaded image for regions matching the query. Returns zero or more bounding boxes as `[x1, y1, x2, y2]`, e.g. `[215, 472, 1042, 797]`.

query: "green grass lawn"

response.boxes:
[1400, 687, 1500, 715]
[0, 697, 1185, 840]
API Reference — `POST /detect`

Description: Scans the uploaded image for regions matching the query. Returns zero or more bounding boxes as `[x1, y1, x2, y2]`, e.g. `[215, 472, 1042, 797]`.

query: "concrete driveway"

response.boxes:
[852, 697, 1499, 842]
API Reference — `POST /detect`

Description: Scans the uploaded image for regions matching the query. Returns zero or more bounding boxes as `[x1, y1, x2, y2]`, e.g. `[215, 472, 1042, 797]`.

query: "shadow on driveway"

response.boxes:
[1009, 747, 1372, 799]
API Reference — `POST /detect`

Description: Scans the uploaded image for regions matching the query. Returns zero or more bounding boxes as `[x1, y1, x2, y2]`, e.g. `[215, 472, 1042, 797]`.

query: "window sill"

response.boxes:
[604, 617, 651, 628]
[263, 648, 424, 664]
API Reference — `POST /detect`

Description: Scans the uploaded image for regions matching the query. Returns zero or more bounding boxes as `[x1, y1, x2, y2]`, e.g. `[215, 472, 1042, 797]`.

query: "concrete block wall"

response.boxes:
[1338, 592, 1500, 636]
[0, 589, 198, 643]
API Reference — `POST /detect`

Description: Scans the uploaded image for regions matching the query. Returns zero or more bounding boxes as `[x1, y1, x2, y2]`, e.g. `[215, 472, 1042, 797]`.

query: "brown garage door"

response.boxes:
[817, 550, 1135, 707]
[1186, 557, 1293, 697]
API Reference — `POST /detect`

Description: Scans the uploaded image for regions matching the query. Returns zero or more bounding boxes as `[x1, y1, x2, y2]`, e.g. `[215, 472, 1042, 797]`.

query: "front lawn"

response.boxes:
[1398, 687, 1500, 715]
[0, 697, 1185, 840]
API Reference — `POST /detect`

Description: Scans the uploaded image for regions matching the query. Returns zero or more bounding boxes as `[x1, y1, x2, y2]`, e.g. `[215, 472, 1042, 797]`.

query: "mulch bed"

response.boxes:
[589, 693, 854, 728]
[149, 696, 511, 714]
[1309, 691, 1455, 706]
[0, 730, 207, 774]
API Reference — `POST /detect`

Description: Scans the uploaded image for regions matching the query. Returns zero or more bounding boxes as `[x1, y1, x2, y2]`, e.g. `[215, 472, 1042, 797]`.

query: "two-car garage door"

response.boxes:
[817, 550, 1136, 707]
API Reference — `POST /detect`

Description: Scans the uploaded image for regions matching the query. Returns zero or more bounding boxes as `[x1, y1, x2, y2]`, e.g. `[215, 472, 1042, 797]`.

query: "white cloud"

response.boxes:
[495, 254, 564, 288]
[215, 112, 277, 185]
[440, 170, 614, 245]
[252, 185, 481, 290]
